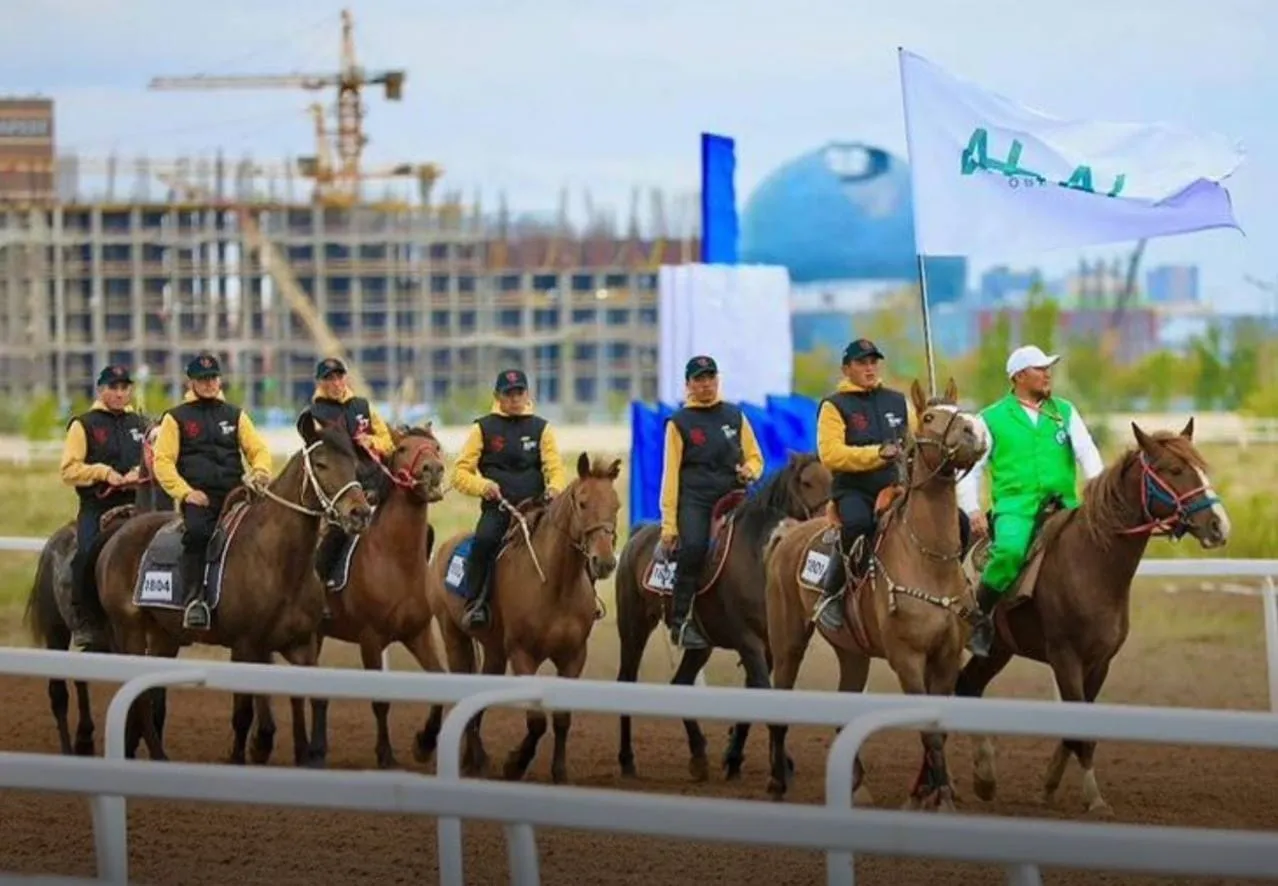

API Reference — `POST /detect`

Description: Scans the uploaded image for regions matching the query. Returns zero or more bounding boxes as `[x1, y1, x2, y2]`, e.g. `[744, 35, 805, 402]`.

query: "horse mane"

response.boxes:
[739, 452, 820, 517]
[1078, 431, 1206, 550]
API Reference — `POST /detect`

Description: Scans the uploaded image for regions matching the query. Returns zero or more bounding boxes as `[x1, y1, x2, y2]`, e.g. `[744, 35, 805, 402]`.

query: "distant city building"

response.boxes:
[977, 265, 1041, 307]
[976, 307, 1161, 365]
[1145, 264, 1200, 305]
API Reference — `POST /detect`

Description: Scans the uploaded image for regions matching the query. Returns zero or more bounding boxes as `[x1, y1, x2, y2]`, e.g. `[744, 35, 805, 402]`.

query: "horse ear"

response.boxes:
[943, 376, 959, 403]
[390, 425, 405, 445]
[1130, 421, 1155, 454]
[607, 457, 622, 479]
[577, 451, 591, 479]
[296, 408, 320, 445]
[909, 379, 928, 416]
[1180, 416, 1195, 440]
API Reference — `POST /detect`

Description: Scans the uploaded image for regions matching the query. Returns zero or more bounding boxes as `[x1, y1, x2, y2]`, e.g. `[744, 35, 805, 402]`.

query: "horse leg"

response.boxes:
[916, 647, 962, 813]
[831, 645, 874, 806]
[616, 597, 659, 778]
[127, 627, 171, 762]
[723, 635, 772, 781]
[954, 641, 1015, 802]
[464, 643, 507, 777]
[671, 646, 714, 782]
[358, 631, 397, 769]
[308, 633, 329, 768]
[765, 598, 816, 802]
[73, 680, 96, 756]
[1072, 660, 1114, 816]
[246, 649, 278, 765]
[502, 648, 548, 782]
[1044, 652, 1113, 816]
[279, 638, 321, 768]
[226, 646, 256, 765]
[886, 650, 943, 811]
[398, 626, 445, 765]
[548, 645, 589, 785]
[417, 618, 478, 769]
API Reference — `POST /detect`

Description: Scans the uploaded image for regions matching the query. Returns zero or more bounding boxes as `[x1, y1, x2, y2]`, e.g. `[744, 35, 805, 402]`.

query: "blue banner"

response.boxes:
[627, 395, 820, 532]
[700, 132, 739, 264]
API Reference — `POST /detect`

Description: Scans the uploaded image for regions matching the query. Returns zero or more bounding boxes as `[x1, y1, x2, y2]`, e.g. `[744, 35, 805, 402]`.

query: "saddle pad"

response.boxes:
[444, 535, 475, 598]
[797, 525, 840, 593]
[132, 519, 187, 611]
[640, 522, 732, 598]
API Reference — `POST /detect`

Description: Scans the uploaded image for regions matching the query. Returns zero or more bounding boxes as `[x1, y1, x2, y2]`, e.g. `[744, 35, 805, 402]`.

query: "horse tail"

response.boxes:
[79, 517, 127, 628]
[23, 538, 58, 648]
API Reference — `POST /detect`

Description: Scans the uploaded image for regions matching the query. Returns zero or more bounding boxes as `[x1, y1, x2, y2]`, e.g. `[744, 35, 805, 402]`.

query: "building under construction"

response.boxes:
[0, 12, 700, 418]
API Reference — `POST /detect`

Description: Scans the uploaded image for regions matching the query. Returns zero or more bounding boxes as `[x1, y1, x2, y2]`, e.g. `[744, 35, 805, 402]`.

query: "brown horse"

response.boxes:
[955, 419, 1229, 815]
[23, 419, 173, 755]
[83, 409, 372, 765]
[421, 452, 623, 783]
[613, 451, 832, 782]
[308, 423, 447, 769]
[764, 379, 987, 809]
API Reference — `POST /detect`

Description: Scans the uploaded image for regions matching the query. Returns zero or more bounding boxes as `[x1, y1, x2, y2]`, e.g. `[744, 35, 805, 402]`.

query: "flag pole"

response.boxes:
[915, 254, 938, 396]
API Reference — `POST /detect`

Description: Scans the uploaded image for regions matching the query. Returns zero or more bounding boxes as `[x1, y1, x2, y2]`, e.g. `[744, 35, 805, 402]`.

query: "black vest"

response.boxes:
[167, 399, 245, 495]
[670, 401, 744, 504]
[310, 395, 373, 441]
[70, 408, 147, 506]
[476, 413, 548, 505]
[823, 387, 909, 498]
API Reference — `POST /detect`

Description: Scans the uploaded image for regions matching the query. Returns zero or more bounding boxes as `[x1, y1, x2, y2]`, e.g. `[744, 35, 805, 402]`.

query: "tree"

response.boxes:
[1022, 283, 1060, 355]
[792, 346, 838, 399]
[973, 311, 1012, 406]
[1190, 324, 1226, 411]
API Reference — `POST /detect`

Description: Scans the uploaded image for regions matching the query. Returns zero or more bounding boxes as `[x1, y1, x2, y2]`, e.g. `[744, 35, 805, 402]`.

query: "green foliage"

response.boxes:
[22, 394, 62, 442]
[436, 387, 493, 424]
[792, 346, 838, 399]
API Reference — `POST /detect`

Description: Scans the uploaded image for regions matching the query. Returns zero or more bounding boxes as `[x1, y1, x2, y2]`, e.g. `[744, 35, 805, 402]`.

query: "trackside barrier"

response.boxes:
[1, 752, 1277, 886]
[2, 651, 1278, 885]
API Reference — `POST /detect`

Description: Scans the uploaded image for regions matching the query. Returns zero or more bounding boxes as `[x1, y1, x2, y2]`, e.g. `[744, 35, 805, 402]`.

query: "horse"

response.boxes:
[81, 409, 372, 766]
[763, 379, 987, 809]
[955, 418, 1229, 816]
[613, 451, 833, 782]
[420, 452, 623, 783]
[307, 423, 447, 769]
[22, 419, 172, 756]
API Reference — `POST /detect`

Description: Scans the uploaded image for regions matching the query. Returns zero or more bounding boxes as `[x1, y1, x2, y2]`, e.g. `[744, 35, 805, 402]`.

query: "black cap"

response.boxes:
[842, 338, 885, 364]
[495, 368, 528, 393]
[186, 353, 222, 380]
[316, 357, 347, 380]
[96, 364, 133, 387]
[685, 355, 718, 380]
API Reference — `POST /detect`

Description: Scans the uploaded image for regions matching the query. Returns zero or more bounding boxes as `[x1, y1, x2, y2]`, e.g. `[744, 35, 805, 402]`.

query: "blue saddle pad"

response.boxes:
[443, 535, 475, 598]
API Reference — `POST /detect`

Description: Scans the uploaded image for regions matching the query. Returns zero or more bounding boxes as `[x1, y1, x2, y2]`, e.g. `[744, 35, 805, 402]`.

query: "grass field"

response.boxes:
[0, 436, 1274, 634]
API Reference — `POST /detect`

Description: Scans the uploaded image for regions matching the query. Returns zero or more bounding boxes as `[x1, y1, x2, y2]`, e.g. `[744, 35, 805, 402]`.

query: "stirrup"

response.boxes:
[671, 617, 707, 650]
[183, 600, 210, 630]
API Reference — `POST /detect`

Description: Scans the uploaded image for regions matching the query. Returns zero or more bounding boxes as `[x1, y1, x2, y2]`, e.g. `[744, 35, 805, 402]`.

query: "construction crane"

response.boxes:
[148, 8, 431, 207]
[157, 171, 370, 397]
[1099, 239, 1147, 366]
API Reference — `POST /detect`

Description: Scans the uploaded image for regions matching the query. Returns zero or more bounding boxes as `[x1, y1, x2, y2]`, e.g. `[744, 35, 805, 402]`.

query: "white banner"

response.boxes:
[658, 264, 792, 405]
[897, 48, 1246, 256]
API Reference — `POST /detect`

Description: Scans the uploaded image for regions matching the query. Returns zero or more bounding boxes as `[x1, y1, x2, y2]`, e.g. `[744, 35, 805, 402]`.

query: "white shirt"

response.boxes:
[956, 400, 1106, 516]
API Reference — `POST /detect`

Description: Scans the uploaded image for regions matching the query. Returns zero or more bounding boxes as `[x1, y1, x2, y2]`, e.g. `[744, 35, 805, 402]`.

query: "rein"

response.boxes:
[250, 440, 364, 526]
[1117, 451, 1219, 539]
[362, 435, 447, 500]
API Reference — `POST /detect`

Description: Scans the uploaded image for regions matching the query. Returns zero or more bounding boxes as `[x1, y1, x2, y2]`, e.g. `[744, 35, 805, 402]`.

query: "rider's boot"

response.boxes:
[815, 546, 848, 631]
[966, 581, 999, 658]
[462, 553, 493, 630]
[181, 547, 211, 630]
[668, 569, 708, 650]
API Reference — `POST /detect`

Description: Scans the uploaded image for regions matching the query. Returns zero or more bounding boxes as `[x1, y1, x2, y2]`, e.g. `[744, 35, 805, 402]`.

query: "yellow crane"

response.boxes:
[148, 8, 435, 207]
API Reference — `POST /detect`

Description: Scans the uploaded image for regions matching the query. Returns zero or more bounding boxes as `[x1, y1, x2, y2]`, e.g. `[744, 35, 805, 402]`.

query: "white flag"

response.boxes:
[898, 48, 1246, 256]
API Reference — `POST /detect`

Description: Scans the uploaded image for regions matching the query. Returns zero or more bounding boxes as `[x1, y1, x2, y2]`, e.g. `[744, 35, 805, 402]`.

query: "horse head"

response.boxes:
[565, 452, 623, 582]
[388, 423, 447, 503]
[908, 377, 988, 481]
[1129, 418, 1230, 549]
[296, 408, 374, 533]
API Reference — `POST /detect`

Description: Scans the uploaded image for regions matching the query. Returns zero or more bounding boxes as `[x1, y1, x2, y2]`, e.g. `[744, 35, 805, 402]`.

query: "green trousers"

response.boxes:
[980, 511, 1036, 595]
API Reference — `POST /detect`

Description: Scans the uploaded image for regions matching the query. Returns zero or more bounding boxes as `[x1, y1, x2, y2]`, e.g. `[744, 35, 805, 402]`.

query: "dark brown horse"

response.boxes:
[22, 420, 172, 755]
[613, 451, 832, 781]
[956, 419, 1229, 815]
[308, 423, 447, 769]
[421, 453, 623, 784]
[764, 380, 987, 809]
[82, 410, 372, 765]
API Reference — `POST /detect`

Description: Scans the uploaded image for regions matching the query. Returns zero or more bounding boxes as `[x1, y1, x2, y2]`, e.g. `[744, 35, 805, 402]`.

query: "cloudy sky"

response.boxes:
[2, 0, 1274, 311]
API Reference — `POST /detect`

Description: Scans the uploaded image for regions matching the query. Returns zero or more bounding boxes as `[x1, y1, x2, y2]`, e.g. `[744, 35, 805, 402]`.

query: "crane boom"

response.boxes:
[148, 71, 402, 92]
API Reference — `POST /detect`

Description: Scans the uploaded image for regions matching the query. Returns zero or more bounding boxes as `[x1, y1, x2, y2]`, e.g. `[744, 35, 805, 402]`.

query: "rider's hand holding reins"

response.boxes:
[879, 442, 901, 462]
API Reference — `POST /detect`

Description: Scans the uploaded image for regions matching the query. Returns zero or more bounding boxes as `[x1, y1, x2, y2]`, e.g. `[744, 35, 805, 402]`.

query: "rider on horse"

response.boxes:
[658, 355, 764, 650]
[451, 368, 566, 630]
[61, 363, 148, 650]
[151, 353, 273, 630]
[957, 344, 1105, 658]
[308, 356, 395, 604]
[813, 339, 919, 630]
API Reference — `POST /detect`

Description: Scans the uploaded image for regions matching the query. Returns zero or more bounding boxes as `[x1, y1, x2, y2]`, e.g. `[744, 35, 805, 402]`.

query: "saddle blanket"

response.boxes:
[132, 500, 249, 612]
[797, 526, 840, 593]
[443, 535, 475, 599]
[640, 531, 725, 596]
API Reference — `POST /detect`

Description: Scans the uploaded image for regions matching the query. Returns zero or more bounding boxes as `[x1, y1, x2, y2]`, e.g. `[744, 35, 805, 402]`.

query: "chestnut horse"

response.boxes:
[308, 423, 447, 768]
[82, 410, 371, 765]
[421, 452, 622, 783]
[613, 451, 832, 782]
[956, 419, 1229, 815]
[764, 379, 986, 809]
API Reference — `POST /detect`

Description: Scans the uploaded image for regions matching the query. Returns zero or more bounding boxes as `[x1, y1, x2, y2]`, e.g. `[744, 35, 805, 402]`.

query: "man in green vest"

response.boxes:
[957, 344, 1105, 658]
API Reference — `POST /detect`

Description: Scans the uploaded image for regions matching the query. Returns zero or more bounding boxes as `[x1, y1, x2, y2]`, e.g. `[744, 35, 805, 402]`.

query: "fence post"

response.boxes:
[1263, 577, 1278, 713]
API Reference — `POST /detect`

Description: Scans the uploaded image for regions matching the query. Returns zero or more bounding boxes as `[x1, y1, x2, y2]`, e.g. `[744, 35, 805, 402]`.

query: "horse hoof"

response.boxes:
[302, 753, 326, 770]
[973, 775, 997, 802]
[766, 778, 787, 801]
[377, 752, 399, 770]
[786, 754, 797, 776]
[502, 756, 525, 781]
[413, 731, 437, 764]
[935, 789, 958, 813]
[901, 794, 924, 811]
[852, 784, 874, 807]
[74, 740, 96, 757]
[250, 745, 273, 766]
[1086, 799, 1113, 818]
[688, 755, 709, 782]
[722, 761, 743, 781]
[1040, 788, 1057, 807]
[227, 752, 246, 766]
[551, 765, 567, 785]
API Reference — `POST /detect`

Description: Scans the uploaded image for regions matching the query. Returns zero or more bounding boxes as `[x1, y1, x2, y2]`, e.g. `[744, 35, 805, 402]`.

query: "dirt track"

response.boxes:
[2, 589, 1276, 886]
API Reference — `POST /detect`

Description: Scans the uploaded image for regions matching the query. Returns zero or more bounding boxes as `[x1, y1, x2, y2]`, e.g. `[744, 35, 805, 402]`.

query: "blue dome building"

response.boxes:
[739, 142, 967, 302]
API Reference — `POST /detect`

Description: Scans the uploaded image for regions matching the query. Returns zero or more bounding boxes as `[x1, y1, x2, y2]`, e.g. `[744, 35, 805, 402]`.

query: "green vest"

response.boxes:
[982, 394, 1079, 516]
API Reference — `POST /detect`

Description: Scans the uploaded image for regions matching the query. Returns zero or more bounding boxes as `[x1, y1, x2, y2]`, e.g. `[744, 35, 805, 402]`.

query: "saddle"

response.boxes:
[640, 488, 747, 597]
[972, 495, 1075, 609]
[442, 496, 552, 600]
[131, 487, 253, 614]
[797, 485, 908, 654]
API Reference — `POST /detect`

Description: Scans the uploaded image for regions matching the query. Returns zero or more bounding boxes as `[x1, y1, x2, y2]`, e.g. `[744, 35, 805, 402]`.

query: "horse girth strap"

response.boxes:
[874, 553, 974, 620]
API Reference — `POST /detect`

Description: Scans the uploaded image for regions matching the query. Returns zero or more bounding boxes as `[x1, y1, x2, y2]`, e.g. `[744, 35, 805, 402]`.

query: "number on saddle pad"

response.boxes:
[444, 536, 473, 595]
[138, 569, 176, 604]
[801, 550, 830, 585]
[647, 560, 676, 591]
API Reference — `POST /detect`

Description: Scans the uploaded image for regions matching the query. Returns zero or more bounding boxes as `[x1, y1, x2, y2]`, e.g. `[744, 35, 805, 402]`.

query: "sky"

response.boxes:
[2, 0, 1275, 312]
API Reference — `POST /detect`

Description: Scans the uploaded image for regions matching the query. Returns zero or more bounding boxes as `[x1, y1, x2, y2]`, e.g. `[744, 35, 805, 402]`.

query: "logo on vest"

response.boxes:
[1055, 428, 1068, 445]
[885, 411, 903, 428]
[129, 428, 144, 442]
[520, 435, 538, 452]
[720, 424, 737, 440]
[91, 426, 109, 445]
[182, 420, 201, 440]
[689, 428, 707, 446]
[218, 420, 235, 436]
[849, 413, 868, 432]
[489, 435, 506, 452]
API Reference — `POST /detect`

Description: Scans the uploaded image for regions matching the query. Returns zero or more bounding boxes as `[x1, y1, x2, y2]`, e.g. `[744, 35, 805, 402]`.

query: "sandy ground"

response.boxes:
[0, 587, 1276, 886]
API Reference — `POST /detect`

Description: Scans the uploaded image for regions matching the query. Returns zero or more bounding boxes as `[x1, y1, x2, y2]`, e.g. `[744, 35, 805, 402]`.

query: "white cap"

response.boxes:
[1006, 345, 1060, 379]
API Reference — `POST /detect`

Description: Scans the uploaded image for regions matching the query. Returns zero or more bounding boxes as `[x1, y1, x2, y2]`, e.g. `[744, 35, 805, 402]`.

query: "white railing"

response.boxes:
[0, 556, 1276, 885]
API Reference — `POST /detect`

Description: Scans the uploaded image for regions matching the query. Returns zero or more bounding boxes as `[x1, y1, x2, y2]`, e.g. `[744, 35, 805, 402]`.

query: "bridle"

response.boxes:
[251, 439, 366, 528]
[904, 404, 982, 490]
[364, 434, 446, 502]
[1119, 450, 1220, 539]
